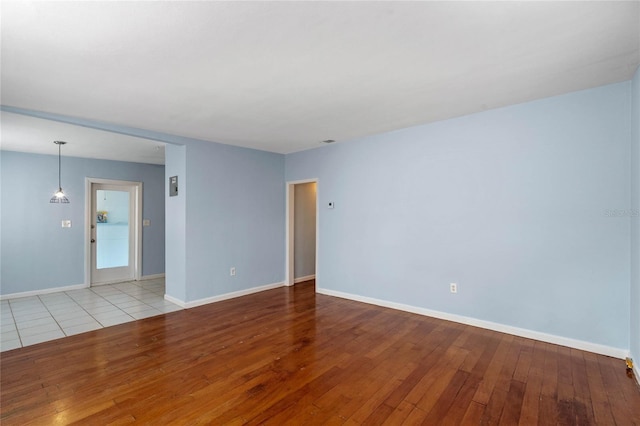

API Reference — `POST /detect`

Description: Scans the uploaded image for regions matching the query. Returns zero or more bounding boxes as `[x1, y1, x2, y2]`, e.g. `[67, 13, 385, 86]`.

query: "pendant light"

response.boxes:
[50, 141, 70, 204]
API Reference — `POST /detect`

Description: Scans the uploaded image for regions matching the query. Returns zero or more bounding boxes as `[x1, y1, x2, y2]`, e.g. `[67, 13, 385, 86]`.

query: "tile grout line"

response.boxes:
[72, 285, 136, 327]
[38, 293, 84, 339]
[12, 303, 61, 346]
[91, 284, 157, 317]
[10, 298, 60, 344]
[2, 280, 177, 351]
[6, 299, 24, 349]
[110, 281, 169, 315]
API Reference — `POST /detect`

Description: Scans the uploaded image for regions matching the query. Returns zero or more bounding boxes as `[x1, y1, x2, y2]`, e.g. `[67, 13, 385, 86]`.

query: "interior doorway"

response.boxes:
[286, 179, 318, 286]
[86, 178, 142, 286]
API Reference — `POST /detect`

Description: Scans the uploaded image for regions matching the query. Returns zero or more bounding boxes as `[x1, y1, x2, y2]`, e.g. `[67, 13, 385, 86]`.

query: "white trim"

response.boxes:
[134, 183, 143, 281]
[84, 179, 91, 286]
[0, 283, 88, 300]
[141, 273, 166, 280]
[89, 279, 132, 286]
[317, 287, 629, 360]
[294, 274, 316, 283]
[285, 183, 294, 286]
[164, 281, 285, 309]
[285, 178, 319, 287]
[163, 294, 186, 308]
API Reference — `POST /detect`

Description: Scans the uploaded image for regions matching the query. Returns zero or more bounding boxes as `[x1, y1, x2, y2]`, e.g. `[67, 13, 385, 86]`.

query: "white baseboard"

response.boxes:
[90, 280, 126, 286]
[164, 294, 186, 307]
[294, 274, 316, 284]
[634, 362, 640, 387]
[92, 274, 165, 286]
[140, 273, 165, 281]
[0, 283, 89, 300]
[165, 281, 285, 309]
[317, 287, 629, 360]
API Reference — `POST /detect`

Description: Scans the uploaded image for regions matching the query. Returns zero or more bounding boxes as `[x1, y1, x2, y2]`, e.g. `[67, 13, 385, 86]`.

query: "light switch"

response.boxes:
[143, 219, 150, 227]
[61, 220, 71, 228]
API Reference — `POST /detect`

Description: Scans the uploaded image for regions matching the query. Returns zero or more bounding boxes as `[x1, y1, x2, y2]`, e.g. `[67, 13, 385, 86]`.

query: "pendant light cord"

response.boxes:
[51, 140, 69, 203]
[58, 141, 62, 189]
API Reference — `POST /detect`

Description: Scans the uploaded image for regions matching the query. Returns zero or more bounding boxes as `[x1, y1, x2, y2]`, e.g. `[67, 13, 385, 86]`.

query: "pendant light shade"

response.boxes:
[50, 141, 69, 204]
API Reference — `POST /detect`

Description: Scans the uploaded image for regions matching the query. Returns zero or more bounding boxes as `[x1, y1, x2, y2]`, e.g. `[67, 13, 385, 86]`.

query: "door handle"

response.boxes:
[91, 239, 96, 243]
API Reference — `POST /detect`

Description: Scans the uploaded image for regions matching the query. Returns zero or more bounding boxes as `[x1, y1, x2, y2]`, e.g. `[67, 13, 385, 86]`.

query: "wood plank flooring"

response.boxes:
[1, 281, 639, 425]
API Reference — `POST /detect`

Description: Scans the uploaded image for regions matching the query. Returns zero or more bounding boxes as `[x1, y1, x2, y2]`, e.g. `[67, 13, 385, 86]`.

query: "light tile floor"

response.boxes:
[0, 278, 182, 352]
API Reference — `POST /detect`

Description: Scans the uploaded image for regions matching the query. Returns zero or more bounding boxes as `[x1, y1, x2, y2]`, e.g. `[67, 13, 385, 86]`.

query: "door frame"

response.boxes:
[285, 179, 319, 287]
[85, 178, 143, 286]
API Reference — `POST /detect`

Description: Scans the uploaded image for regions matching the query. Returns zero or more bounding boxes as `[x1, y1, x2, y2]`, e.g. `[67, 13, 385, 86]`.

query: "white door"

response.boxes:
[91, 183, 137, 285]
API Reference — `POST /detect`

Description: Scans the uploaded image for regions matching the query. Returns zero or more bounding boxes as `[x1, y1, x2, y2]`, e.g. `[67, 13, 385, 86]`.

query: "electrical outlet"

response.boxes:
[230, 267, 236, 276]
[61, 220, 71, 228]
[450, 283, 458, 293]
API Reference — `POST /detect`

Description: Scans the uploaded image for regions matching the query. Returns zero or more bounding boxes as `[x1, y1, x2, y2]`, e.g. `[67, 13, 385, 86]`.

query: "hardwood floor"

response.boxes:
[1, 281, 639, 425]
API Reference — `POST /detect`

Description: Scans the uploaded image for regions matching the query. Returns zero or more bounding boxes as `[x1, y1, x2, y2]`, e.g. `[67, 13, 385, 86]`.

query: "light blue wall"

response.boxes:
[3, 78, 634, 353]
[179, 140, 285, 302]
[0, 107, 286, 305]
[286, 82, 632, 350]
[0, 151, 165, 295]
[631, 66, 640, 365]
[165, 144, 187, 302]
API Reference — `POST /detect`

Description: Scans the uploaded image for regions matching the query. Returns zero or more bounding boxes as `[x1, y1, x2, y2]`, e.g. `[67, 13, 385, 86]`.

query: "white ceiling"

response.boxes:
[1, 1, 639, 158]
[1, 112, 165, 165]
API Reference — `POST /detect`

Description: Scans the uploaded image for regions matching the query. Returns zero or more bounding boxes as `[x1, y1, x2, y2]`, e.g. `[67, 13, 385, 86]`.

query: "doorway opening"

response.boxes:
[286, 179, 318, 287]
[85, 178, 142, 286]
